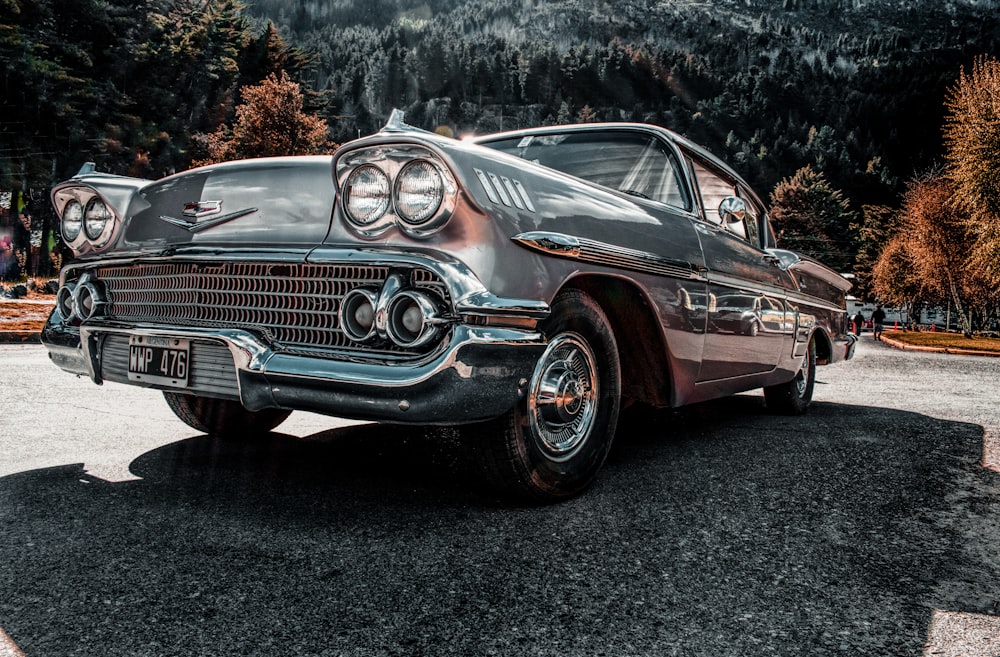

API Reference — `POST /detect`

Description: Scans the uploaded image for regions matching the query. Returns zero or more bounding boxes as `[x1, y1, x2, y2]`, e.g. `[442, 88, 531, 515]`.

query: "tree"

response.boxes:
[192, 71, 330, 166]
[769, 165, 856, 272]
[577, 104, 598, 123]
[899, 172, 975, 335]
[943, 55, 1000, 286]
[851, 204, 897, 301]
[870, 235, 924, 329]
[131, 0, 250, 173]
[241, 21, 316, 83]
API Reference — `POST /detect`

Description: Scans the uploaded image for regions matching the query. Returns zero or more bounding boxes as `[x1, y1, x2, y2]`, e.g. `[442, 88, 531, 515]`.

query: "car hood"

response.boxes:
[109, 156, 336, 252]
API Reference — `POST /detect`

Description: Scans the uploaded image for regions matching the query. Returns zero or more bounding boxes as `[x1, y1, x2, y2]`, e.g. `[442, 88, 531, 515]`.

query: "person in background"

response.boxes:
[0, 234, 15, 281]
[11, 206, 31, 280]
[21, 208, 42, 277]
[872, 305, 886, 341]
[852, 310, 866, 335]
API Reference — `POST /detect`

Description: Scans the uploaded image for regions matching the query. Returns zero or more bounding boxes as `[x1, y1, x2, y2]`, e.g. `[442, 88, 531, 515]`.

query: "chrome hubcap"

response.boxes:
[528, 333, 599, 461]
[794, 351, 811, 397]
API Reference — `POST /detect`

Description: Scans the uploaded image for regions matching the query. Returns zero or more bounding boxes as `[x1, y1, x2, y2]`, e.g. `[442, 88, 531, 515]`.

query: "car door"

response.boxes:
[685, 154, 797, 381]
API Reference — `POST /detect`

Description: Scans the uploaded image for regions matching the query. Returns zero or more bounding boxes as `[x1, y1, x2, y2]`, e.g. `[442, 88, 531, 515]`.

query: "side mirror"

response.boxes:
[718, 196, 746, 224]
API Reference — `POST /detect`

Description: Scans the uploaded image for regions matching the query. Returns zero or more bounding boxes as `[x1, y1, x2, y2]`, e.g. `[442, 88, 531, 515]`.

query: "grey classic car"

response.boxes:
[42, 112, 855, 502]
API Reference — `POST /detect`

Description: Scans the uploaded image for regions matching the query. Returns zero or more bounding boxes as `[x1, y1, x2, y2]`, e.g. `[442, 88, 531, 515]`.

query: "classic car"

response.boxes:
[41, 111, 855, 502]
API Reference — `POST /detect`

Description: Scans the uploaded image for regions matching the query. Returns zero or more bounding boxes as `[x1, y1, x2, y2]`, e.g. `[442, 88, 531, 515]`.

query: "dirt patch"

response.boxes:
[1, 283, 56, 333]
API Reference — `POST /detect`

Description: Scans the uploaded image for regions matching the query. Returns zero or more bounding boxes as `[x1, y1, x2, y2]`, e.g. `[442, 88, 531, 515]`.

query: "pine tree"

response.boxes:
[769, 165, 856, 272]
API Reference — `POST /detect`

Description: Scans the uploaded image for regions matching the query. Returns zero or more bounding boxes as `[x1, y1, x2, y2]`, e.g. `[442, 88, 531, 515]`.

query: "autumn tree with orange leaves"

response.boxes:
[192, 71, 330, 166]
[897, 173, 975, 334]
[872, 171, 1000, 334]
[867, 56, 1000, 332]
[870, 235, 923, 327]
[943, 55, 1000, 287]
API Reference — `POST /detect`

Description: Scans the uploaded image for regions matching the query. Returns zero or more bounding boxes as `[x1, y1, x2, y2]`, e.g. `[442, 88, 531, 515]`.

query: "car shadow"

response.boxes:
[1, 398, 998, 656]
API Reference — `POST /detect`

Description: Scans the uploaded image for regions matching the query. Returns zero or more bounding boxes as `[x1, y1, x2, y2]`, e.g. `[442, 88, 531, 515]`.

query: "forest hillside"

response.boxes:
[1, 0, 998, 280]
[242, 0, 1000, 212]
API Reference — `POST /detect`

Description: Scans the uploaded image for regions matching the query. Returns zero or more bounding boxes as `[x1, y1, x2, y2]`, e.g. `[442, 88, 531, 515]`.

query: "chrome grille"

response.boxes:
[93, 262, 450, 356]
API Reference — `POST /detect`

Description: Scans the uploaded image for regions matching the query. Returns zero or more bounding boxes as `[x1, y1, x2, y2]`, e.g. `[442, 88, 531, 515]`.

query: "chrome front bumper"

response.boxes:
[41, 318, 546, 425]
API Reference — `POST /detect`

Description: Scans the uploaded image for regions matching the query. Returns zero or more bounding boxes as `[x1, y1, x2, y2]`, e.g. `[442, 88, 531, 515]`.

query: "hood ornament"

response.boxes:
[381, 108, 432, 135]
[158, 201, 258, 233]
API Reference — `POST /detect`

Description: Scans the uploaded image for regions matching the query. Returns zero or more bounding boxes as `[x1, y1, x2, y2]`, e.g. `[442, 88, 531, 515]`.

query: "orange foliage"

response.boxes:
[192, 71, 330, 166]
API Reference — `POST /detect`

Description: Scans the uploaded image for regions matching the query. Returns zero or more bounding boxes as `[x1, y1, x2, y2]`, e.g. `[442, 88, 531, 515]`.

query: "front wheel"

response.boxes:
[163, 392, 291, 438]
[763, 339, 816, 415]
[471, 289, 621, 503]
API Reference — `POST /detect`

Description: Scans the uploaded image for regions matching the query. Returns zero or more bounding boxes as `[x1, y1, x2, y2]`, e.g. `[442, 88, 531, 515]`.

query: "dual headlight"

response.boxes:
[55, 275, 107, 325]
[338, 146, 457, 238]
[339, 283, 447, 350]
[61, 197, 113, 243]
[52, 185, 118, 253]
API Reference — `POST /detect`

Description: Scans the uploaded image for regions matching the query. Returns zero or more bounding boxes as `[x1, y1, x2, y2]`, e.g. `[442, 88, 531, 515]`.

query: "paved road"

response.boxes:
[1, 338, 999, 656]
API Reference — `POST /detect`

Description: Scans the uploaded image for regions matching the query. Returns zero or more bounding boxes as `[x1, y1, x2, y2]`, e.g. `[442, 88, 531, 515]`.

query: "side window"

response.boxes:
[737, 185, 761, 247]
[691, 158, 768, 244]
[690, 159, 730, 225]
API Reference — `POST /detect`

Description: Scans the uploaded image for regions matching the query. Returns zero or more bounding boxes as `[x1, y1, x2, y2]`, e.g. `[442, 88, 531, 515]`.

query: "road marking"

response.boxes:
[924, 610, 1000, 657]
[0, 627, 25, 657]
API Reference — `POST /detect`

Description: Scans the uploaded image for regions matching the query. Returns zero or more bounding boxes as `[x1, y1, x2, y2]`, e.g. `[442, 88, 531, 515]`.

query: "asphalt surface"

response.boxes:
[1, 338, 999, 656]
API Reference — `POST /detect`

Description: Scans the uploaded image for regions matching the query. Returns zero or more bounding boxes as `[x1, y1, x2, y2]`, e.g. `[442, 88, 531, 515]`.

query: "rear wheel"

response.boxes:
[471, 289, 621, 503]
[163, 392, 291, 438]
[763, 338, 816, 415]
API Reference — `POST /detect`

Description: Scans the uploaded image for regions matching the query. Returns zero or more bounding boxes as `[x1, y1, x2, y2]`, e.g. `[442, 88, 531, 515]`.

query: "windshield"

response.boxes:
[483, 131, 691, 211]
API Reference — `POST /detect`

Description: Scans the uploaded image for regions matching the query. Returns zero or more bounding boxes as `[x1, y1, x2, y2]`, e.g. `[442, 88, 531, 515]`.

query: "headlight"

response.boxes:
[343, 164, 390, 226]
[385, 290, 445, 348]
[84, 198, 112, 241]
[336, 145, 458, 238]
[394, 160, 443, 225]
[57, 284, 77, 321]
[339, 288, 378, 342]
[62, 200, 84, 241]
[73, 281, 106, 321]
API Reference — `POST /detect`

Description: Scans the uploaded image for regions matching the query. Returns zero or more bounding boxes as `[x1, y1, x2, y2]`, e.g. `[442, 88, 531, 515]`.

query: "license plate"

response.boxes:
[128, 336, 190, 388]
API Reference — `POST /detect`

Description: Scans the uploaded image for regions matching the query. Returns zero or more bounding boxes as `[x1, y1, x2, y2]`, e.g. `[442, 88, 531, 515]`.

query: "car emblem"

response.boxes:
[158, 202, 258, 233]
[183, 200, 223, 218]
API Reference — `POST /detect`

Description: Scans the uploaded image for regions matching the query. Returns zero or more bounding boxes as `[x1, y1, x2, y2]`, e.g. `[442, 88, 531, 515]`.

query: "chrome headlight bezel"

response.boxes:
[51, 184, 121, 255]
[336, 145, 458, 239]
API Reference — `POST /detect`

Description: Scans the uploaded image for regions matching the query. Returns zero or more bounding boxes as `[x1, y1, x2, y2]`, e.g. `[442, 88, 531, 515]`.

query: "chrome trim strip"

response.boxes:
[705, 271, 845, 313]
[157, 207, 258, 233]
[512, 232, 580, 257]
[487, 172, 513, 206]
[474, 168, 500, 204]
[511, 180, 536, 212]
[500, 176, 524, 210]
[512, 231, 705, 281]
